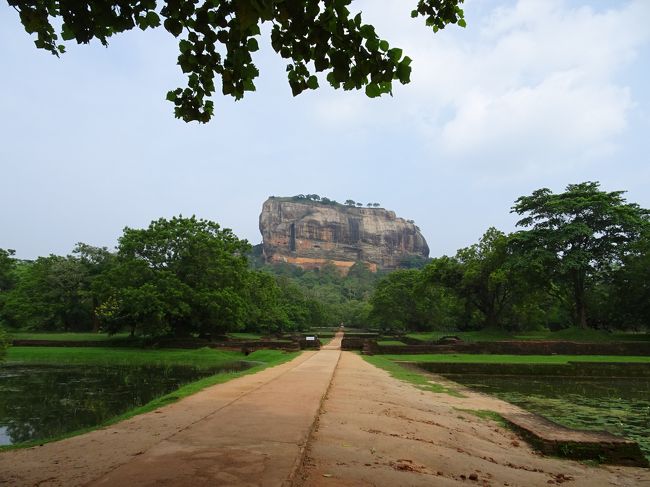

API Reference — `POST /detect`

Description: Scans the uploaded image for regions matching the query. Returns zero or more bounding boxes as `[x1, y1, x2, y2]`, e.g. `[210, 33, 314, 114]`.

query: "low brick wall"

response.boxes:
[409, 361, 650, 378]
[502, 412, 649, 467]
[365, 340, 650, 355]
[341, 337, 367, 351]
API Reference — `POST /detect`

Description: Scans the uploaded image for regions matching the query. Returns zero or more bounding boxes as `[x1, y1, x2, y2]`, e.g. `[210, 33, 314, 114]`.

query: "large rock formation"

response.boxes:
[259, 197, 429, 272]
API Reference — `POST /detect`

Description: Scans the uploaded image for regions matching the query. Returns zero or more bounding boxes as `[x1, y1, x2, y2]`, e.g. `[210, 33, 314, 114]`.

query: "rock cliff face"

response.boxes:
[259, 197, 429, 272]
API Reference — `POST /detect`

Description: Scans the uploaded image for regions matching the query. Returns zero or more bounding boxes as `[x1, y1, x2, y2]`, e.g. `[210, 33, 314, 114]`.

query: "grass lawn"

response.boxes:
[5, 346, 294, 369]
[406, 328, 650, 343]
[377, 340, 407, 346]
[376, 353, 650, 364]
[227, 332, 264, 340]
[9, 331, 131, 341]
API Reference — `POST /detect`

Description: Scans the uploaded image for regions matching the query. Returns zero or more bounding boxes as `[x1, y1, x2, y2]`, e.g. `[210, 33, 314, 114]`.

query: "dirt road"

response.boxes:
[296, 352, 650, 487]
[0, 332, 343, 486]
[2, 332, 649, 486]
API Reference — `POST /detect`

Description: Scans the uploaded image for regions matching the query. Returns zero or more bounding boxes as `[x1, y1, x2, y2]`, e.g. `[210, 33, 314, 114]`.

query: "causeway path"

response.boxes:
[0, 333, 343, 486]
[3, 332, 650, 486]
[295, 352, 650, 487]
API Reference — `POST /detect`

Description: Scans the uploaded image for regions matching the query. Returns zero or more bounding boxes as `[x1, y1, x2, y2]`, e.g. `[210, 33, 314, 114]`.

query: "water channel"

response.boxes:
[0, 362, 251, 446]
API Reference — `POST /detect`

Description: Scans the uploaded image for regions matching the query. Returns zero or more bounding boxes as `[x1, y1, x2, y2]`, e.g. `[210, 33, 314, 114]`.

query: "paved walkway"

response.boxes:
[0, 333, 342, 487]
[295, 352, 650, 487]
[4, 333, 649, 487]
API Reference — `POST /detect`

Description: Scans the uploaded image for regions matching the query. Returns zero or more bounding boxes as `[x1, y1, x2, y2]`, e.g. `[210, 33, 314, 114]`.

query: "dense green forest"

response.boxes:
[1, 182, 649, 341]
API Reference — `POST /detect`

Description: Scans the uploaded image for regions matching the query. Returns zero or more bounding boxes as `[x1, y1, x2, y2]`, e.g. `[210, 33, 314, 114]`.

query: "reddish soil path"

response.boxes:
[295, 352, 650, 487]
[0, 342, 341, 486]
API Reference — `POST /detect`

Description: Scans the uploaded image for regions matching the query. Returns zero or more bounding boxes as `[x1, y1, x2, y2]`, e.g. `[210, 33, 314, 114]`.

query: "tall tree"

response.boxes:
[453, 228, 518, 328]
[369, 269, 422, 332]
[10, 0, 465, 122]
[97, 216, 252, 337]
[0, 249, 17, 293]
[511, 182, 649, 328]
[3, 255, 91, 331]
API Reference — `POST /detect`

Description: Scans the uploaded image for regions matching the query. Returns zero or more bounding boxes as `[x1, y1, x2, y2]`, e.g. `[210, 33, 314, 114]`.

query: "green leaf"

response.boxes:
[146, 11, 161, 28]
[365, 83, 380, 98]
[458, 18, 467, 28]
[379, 40, 389, 52]
[247, 38, 259, 52]
[61, 24, 75, 41]
[179, 39, 192, 54]
[307, 75, 319, 90]
[164, 18, 183, 37]
[388, 48, 403, 63]
[365, 37, 379, 52]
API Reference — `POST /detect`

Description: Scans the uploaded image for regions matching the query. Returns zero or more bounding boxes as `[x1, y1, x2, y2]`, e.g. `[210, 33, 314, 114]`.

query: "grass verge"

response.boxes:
[454, 408, 508, 427]
[376, 353, 650, 364]
[9, 331, 131, 341]
[362, 355, 462, 397]
[5, 346, 260, 368]
[0, 349, 299, 451]
[406, 328, 650, 343]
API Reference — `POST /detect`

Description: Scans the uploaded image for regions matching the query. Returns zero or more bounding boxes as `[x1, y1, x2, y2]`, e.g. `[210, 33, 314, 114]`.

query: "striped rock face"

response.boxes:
[259, 197, 429, 273]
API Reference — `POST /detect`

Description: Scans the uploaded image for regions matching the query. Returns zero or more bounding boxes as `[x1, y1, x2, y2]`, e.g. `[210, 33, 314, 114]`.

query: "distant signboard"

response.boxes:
[306, 336, 316, 341]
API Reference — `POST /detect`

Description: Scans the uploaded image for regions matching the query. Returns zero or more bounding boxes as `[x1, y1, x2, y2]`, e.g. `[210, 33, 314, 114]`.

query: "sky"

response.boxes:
[1, 0, 649, 260]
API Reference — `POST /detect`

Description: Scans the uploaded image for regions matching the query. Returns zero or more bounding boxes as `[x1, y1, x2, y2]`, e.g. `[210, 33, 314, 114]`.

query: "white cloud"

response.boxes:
[416, 0, 648, 163]
[316, 0, 649, 172]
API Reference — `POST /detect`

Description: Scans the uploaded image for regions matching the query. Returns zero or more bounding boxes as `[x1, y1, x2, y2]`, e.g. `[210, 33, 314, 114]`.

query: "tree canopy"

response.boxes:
[511, 182, 650, 328]
[10, 0, 465, 122]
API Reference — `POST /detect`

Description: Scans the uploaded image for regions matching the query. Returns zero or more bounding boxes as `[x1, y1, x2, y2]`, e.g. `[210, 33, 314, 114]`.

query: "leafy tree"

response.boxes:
[73, 243, 116, 332]
[244, 271, 291, 334]
[97, 216, 252, 337]
[345, 199, 356, 206]
[0, 324, 8, 361]
[511, 182, 650, 328]
[453, 228, 518, 328]
[0, 249, 17, 293]
[0, 249, 18, 349]
[597, 235, 650, 330]
[369, 269, 422, 332]
[11, 0, 465, 122]
[372, 203, 380, 208]
[3, 255, 91, 331]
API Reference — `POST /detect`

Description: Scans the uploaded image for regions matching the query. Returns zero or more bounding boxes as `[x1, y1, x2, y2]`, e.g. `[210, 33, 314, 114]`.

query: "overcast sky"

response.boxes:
[1, 0, 649, 260]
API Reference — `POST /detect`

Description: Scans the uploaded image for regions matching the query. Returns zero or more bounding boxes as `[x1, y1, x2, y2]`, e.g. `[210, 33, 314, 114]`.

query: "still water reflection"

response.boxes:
[0, 362, 249, 445]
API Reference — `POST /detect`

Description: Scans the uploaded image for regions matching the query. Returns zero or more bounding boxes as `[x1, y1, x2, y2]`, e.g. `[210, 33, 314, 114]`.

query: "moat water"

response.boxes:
[0, 362, 250, 446]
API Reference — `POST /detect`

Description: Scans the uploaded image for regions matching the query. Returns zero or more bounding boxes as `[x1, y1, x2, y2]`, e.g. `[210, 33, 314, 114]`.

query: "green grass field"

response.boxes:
[227, 332, 264, 340]
[5, 346, 295, 369]
[377, 340, 407, 346]
[9, 331, 131, 341]
[376, 353, 650, 364]
[406, 328, 650, 343]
